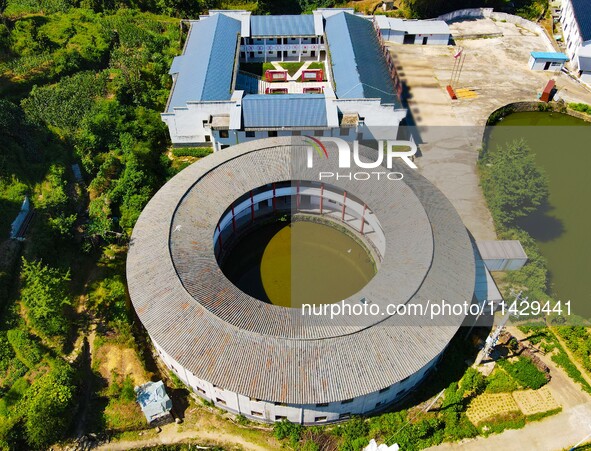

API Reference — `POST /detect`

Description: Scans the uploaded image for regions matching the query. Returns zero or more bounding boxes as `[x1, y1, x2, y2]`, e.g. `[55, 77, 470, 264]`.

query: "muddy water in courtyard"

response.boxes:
[221, 220, 376, 308]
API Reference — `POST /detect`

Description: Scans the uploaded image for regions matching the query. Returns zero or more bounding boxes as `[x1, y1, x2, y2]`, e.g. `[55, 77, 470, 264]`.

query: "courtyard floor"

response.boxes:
[388, 17, 591, 241]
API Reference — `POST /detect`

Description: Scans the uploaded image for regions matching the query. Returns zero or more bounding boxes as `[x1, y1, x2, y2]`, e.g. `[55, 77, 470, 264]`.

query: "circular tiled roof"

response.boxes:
[127, 137, 475, 404]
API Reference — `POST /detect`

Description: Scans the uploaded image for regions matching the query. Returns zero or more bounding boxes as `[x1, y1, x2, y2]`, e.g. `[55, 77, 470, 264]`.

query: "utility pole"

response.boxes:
[475, 290, 525, 366]
[449, 47, 465, 89]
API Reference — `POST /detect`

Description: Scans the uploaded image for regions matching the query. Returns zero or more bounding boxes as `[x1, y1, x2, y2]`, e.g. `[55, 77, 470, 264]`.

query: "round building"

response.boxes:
[127, 137, 475, 424]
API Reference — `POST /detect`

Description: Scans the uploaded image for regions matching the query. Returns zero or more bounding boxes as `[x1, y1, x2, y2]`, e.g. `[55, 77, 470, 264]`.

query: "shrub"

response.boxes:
[6, 329, 43, 369]
[497, 357, 547, 390]
[461, 368, 486, 396]
[5, 377, 30, 407]
[24, 359, 77, 448]
[551, 349, 591, 394]
[526, 407, 562, 422]
[89, 275, 127, 322]
[485, 368, 520, 393]
[273, 418, 303, 444]
[21, 71, 108, 132]
[235, 414, 249, 425]
[481, 411, 525, 436]
[20, 258, 71, 339]
[172, 147, 213, 158]
[569, 103, 591, 115]
[120, 376, 136, 402]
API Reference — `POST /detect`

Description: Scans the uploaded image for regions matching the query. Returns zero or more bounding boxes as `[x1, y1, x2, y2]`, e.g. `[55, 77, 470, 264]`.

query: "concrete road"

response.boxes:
[388, 18, 591, 241]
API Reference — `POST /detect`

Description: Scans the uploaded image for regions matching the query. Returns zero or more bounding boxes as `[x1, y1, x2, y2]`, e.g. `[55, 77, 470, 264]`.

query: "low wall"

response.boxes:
[438, 8, 556, 52]
[437, 8, 493, 22]
[481, 101, 591, 160]
[486, 101, 591, 125]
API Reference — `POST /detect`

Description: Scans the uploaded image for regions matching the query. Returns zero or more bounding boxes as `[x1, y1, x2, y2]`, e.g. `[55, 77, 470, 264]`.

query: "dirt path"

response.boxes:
[95, 422, 275, 451]
[74, 325, 97, 438]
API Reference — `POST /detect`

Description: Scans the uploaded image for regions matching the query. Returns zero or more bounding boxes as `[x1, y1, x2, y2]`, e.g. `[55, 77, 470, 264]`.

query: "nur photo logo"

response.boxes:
[303, 136, 417, 181]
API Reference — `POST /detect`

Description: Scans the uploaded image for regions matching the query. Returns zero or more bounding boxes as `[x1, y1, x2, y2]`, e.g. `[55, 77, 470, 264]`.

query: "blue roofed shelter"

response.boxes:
[135, 381, 173, 425]
[528, 51, 569, 71]
[10, 196, 31, 240]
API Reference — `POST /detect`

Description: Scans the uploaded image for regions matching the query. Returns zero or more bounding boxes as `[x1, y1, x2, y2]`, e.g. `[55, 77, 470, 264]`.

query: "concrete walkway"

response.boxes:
[270, 61, 313, 81]
[428, 405, 591, 451]
[292, 61, 312, 81]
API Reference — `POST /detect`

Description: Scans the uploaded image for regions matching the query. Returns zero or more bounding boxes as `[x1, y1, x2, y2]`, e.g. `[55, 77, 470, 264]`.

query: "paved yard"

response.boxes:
[387, 18, 591, 241]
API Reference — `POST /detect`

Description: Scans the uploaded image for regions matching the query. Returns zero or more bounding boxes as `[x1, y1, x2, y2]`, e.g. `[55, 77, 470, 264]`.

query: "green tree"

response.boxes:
[20, 258, 71, 338]
[6, 329, 43, 369]
[460, 367, 486, 397]
[24, 359, 76, 448]
[90, 275, 127, 321]
[481, 139, 548, 227]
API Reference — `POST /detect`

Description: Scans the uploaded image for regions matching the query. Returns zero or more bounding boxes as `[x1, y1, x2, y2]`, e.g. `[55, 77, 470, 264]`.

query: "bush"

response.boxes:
[569, 103, 591, 115]
[235, 414, 249, 425]
[5, 377, 30, 407]
[172, 147, 213, 158]
[120, 376, 136, 402]
[485, 368, 520, 393]
[23, 359, 77, 448]
[20, 258, 71, 340]
[21, 71, 108, 132]
[526, 407, 562, 422]
[6, 329, 43, 369]
[551, 349, 591, 394]
[273, 418, 303, 445]
[497, 357, 547, 390]
[481, 411, 525, 436]
[334, 416, 370, 450]
[460, 368, 486, 397]
[89, 275, 128, 322]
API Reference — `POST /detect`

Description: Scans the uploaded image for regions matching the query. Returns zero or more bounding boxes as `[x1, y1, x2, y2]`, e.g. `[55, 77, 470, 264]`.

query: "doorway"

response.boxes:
[403, 34, 415, 44]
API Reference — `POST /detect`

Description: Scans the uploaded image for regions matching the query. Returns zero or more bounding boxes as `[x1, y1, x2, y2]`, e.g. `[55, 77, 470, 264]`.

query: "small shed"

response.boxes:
[135, 381, 173, 425]
[528, 52, 569, 71]
[476, 240, 528, 271]
[374, 16, 451, 45]
[381, 1, 394, 12]
[10, 196, 31, 240]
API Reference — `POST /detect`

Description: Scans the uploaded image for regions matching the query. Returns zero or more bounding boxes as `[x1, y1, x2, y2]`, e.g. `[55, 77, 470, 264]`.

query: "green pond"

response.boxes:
[487, 111, 591, 319]
[220, 220, 376, 308]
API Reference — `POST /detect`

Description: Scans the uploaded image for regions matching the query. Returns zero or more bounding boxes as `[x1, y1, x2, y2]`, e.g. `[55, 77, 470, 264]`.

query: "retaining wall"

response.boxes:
[438, 8, 556, 52]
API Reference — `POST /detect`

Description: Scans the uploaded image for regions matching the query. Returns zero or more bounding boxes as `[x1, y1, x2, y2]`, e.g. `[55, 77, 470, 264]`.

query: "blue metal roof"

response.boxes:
[250, 15, 316, 37]
[530, 51, 569, 61]
[136, 381, 172, 423]
[325, 12, 398, 105]
[242, 94, 327, 128]
[570, 0, 591, 42]
[167, 14, 240, 111]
